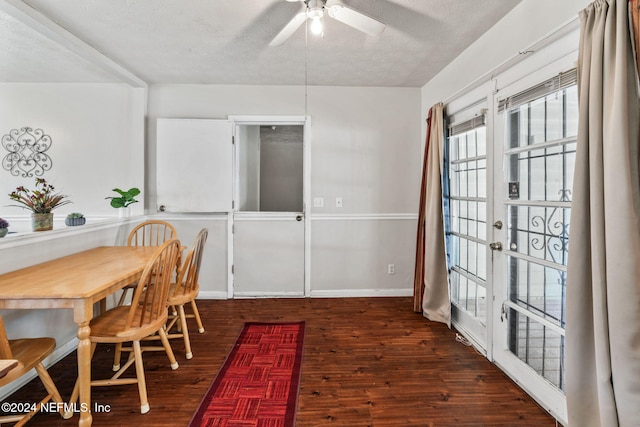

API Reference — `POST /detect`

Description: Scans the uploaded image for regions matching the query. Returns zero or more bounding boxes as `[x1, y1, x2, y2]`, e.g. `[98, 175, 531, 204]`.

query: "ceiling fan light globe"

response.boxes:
[310, 16, 323, 35]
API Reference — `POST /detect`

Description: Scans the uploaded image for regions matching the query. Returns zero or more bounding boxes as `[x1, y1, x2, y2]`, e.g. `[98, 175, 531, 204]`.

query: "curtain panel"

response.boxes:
[412, 103, 451, 326]
[413, 107, 433, 312]
[566, 0, 640, 426]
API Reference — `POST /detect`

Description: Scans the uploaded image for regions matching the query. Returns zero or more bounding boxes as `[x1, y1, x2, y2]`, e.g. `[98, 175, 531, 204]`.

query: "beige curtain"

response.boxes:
[413, 103, 451, 326]
[566, 1, 640, 426]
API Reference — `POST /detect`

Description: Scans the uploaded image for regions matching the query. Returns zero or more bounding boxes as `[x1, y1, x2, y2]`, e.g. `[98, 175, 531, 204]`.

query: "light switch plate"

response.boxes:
[313, 197, 324, 208]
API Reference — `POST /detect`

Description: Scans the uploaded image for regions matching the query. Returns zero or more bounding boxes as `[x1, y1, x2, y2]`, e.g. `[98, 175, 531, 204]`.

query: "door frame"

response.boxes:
[227, 115, 311, 298]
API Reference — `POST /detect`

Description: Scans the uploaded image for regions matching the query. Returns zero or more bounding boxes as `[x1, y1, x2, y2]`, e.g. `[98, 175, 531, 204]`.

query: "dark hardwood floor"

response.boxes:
[5, 297, 558, 426]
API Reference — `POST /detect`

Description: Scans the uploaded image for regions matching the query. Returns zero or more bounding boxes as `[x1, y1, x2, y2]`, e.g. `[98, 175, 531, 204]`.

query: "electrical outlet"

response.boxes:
[387, 264, 395, 275]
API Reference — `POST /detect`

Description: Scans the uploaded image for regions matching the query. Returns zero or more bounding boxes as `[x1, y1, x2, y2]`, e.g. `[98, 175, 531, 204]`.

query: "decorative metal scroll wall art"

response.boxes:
[1, 127, 53, 177]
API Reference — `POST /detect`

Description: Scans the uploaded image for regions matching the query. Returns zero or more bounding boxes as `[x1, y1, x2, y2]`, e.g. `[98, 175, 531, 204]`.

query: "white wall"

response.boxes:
[421, 0, 590, 112]
[148, 84, 421, 296]
[0, 83, 145, 222]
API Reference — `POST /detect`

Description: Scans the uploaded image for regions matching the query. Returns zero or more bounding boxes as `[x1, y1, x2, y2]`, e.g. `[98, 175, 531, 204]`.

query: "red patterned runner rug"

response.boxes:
[189, 322, 305, 427]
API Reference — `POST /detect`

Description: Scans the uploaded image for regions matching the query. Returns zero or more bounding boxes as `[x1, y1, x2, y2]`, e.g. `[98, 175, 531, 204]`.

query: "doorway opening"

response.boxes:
[230, 116, 310, 298]
[236, 125, 304, 212]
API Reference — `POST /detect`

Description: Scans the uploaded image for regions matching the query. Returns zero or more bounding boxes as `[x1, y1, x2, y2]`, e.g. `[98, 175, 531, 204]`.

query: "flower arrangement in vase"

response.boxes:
[8, 178, 72, 231]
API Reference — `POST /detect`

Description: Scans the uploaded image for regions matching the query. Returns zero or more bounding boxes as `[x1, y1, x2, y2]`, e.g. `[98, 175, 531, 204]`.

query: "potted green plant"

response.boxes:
[106, 187, 140, 218]
[65, 212, 86, 226]
[8, 178, 72, 231]
[0, 218, 9, 237]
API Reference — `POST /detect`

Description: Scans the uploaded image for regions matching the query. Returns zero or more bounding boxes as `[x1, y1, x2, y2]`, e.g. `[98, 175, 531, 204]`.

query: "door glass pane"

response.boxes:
[507, 205, 570, 265]
[508, 308, 565, 390]
[504, 85, 576, 394]
[447, 122, 487, 325]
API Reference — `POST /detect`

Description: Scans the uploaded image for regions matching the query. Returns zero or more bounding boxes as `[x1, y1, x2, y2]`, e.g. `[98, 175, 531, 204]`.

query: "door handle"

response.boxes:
[296, 215, 303, 221]
[489, 242, 503, 251]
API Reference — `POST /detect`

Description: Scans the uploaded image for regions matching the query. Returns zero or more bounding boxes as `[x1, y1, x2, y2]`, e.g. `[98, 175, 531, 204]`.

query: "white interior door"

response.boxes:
[157, 118, 233, 213]
[233, 213, 305, 297]
[231, 116, 310, 297]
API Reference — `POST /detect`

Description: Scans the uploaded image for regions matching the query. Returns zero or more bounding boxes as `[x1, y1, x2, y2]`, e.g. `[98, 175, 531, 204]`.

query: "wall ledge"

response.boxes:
[0, 216, 142, 249]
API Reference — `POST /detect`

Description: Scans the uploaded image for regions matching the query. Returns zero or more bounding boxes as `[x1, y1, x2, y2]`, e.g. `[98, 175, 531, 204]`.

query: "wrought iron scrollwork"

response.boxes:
[528, 189, 571, 265]
[2, 127, 53, 177]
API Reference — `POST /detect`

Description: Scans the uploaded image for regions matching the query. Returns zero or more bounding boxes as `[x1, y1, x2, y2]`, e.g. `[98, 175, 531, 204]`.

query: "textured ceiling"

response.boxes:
[2, 0, 524, 87]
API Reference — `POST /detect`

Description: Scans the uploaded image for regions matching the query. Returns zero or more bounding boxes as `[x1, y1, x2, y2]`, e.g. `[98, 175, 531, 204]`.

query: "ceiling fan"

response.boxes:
[269, 0, 386, 46]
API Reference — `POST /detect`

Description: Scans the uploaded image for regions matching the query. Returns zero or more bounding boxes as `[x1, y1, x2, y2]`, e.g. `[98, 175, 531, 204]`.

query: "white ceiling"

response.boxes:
[1, 0, 524, 87]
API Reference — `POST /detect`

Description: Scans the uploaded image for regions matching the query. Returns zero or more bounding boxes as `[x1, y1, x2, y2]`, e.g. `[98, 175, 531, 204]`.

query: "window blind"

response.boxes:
[448, 114, 486, 136]
[497, 68, 577, 112]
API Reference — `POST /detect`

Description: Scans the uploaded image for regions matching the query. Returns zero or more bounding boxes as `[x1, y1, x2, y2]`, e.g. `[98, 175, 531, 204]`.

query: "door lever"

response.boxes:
[489, 242, 503, 251]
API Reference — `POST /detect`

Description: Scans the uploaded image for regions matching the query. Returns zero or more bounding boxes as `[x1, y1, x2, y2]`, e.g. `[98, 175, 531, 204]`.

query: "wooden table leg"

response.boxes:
[74, 301, 93, 427]
[76, 315, 93, 426]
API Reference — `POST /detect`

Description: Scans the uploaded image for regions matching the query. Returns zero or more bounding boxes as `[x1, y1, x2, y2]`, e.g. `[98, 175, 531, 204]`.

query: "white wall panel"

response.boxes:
[149, 214, 228, 297]
[309, 216, 417, 296]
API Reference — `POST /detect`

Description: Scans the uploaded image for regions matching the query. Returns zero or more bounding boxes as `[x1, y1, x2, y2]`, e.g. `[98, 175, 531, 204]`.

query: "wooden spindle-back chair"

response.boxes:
[160, 228, 208, 359]
[0, 315, 65, 426]
[68, 238, 181, 415]
[117, 220, 178, 306]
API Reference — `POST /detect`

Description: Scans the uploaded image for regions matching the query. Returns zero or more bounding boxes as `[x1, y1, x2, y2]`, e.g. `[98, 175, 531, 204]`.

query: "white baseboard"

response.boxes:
[198, 289, 413, 299]
[232, 291, 305, 298]
[197, 291, 231, 299]
[310, 288, 413, 298]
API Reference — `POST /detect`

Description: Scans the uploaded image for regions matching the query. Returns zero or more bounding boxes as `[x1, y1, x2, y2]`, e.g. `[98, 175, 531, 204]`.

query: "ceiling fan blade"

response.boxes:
[269, 11, 308, 46]
[327, 4, 385, 37]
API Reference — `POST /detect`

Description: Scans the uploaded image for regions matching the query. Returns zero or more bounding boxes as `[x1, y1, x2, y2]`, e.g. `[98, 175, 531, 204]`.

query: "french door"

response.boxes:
[490, 70, 577, 421]
[447, 69, 577, 422]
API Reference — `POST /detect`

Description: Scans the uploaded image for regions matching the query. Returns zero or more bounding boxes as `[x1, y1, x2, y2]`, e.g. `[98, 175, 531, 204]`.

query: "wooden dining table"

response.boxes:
[0, 246, 159, 427]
